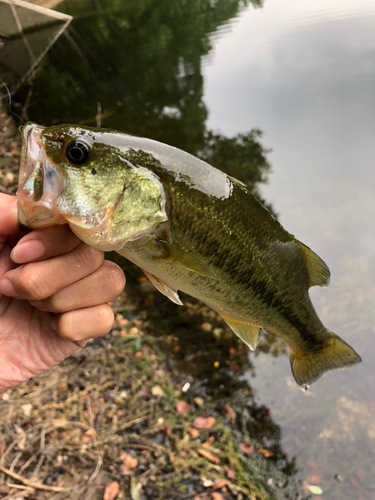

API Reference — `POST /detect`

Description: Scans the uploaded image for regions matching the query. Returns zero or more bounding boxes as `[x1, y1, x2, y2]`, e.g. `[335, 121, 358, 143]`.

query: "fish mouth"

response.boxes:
[17, 123, 66, 229]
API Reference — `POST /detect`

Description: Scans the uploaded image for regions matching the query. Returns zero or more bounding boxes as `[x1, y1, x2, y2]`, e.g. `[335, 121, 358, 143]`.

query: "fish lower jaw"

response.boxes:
[17, 201, 66, 229]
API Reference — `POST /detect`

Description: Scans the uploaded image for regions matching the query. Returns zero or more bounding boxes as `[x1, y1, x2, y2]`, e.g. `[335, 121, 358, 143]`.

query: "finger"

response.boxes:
[0, 194, 19, 237]
[52, 303, 115, 343]
[29, 261, 126, 313]
[11, 225, 81, 264]
[0, 242, 104, 300]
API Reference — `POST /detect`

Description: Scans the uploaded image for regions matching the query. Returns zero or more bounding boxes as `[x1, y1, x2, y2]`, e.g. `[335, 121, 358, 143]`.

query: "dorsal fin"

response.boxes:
[220, 314, 260, 351]
[228, 176, 247, 187]
[296, 241, 330, 288]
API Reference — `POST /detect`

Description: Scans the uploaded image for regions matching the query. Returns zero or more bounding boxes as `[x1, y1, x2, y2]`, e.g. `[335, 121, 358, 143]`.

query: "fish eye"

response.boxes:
[66, 141, 90, 165]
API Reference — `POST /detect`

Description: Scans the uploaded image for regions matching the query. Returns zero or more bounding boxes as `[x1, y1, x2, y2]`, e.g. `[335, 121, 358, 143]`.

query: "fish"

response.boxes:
[17, 122, 361, 386]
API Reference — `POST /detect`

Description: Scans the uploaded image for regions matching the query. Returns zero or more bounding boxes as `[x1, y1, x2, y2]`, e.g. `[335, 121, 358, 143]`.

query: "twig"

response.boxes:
[0, 464, 67, 492]
[87, 451, 103, 486]
[6, 482, 35, 494]
[117, 415, 150, 431]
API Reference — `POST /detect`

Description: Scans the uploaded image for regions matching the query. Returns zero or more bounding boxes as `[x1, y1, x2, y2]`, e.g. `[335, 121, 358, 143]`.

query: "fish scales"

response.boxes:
[156, 172, 324, 347]
[16, 123, 362, 386]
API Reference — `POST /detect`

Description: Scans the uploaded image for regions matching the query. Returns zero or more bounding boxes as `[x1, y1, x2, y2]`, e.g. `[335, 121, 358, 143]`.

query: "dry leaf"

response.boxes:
[188, 427, 200, 438]
[120, 452, 138, 475]
[193, 416, 216, 429]
[212, 493, 225, 500]
[256, 446, 275, 458]
[224, 405, 236, 424]
[197, 448, 220, 464]
[176, 400, 192, 413]
[104, 481, 120, 500]
[306, 473, 321, 484]
[239, 442, 254, 454]
[213, 479, 228, 490]
[202, 441, 220, 454]
[225, 467, 236, 479]
[81, 428, 95, 443]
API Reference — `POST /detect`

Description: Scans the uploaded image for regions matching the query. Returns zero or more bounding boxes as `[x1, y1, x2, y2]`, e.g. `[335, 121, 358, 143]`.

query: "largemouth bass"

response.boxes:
[17, 123, 361, 386]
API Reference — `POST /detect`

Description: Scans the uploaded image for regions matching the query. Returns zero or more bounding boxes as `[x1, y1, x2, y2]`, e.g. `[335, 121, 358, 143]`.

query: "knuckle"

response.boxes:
[47, 294, 64, 313]
[70, 244, 104, 272]
[18, 270, 49, 300]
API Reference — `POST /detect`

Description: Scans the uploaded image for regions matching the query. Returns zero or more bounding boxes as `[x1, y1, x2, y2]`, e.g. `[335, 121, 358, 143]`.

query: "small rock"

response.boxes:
[151, 385, 164, 397]
[201, 322, 212, 332]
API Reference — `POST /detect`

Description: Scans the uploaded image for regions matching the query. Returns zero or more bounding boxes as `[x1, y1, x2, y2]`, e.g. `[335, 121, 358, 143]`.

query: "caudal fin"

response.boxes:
[289, 333, 361, 386]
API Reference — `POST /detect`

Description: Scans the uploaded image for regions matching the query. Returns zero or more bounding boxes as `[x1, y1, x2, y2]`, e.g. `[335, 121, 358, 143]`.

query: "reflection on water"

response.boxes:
[203, 0, 375, 498]
[10, 0, 375, 498]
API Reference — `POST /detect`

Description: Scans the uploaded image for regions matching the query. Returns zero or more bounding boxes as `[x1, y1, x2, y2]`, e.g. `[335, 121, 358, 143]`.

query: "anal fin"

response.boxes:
[221, 314, 260, 351]
[141, 268, 183, 306]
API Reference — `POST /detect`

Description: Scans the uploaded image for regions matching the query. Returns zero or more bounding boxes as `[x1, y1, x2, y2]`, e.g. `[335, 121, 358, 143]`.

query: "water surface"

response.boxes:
[203, 1, 375, 498]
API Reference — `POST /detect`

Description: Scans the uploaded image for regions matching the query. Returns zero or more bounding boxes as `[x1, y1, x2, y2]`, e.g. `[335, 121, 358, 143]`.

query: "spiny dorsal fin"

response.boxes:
[220, 314, 260, 351]
[289, 332, 362, 386]
[228, 176, 247, 187]
[157, 240, 217, 279]
[141, 268, 183, 305]
[296, 241, 330, 288]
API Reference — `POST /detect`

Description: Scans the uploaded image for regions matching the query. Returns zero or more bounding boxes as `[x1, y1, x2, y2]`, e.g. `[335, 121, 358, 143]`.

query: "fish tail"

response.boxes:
[289, 332, 361, 386]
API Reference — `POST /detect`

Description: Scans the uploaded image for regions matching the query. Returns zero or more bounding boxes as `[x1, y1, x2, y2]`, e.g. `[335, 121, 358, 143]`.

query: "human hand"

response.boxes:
[0, 194, 125, 394]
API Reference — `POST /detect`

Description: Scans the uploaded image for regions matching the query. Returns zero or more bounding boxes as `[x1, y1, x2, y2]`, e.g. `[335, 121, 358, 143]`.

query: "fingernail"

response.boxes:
[74, 340, 89, 348]
[11, 240, 45, 264]
[0, 279, 17, 297]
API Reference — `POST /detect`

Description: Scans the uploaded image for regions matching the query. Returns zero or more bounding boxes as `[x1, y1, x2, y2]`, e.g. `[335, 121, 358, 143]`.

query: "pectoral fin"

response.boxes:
[221, 314, 260, 351]
[141, 268, 183, 305]
[157, 240, 217, 279]
[296, 241, 330, 288]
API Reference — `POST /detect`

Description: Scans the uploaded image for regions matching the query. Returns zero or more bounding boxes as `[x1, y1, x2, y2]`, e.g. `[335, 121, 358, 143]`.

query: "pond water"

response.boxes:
[6, 0, 375, 498]
[203, 2, 375, 499]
